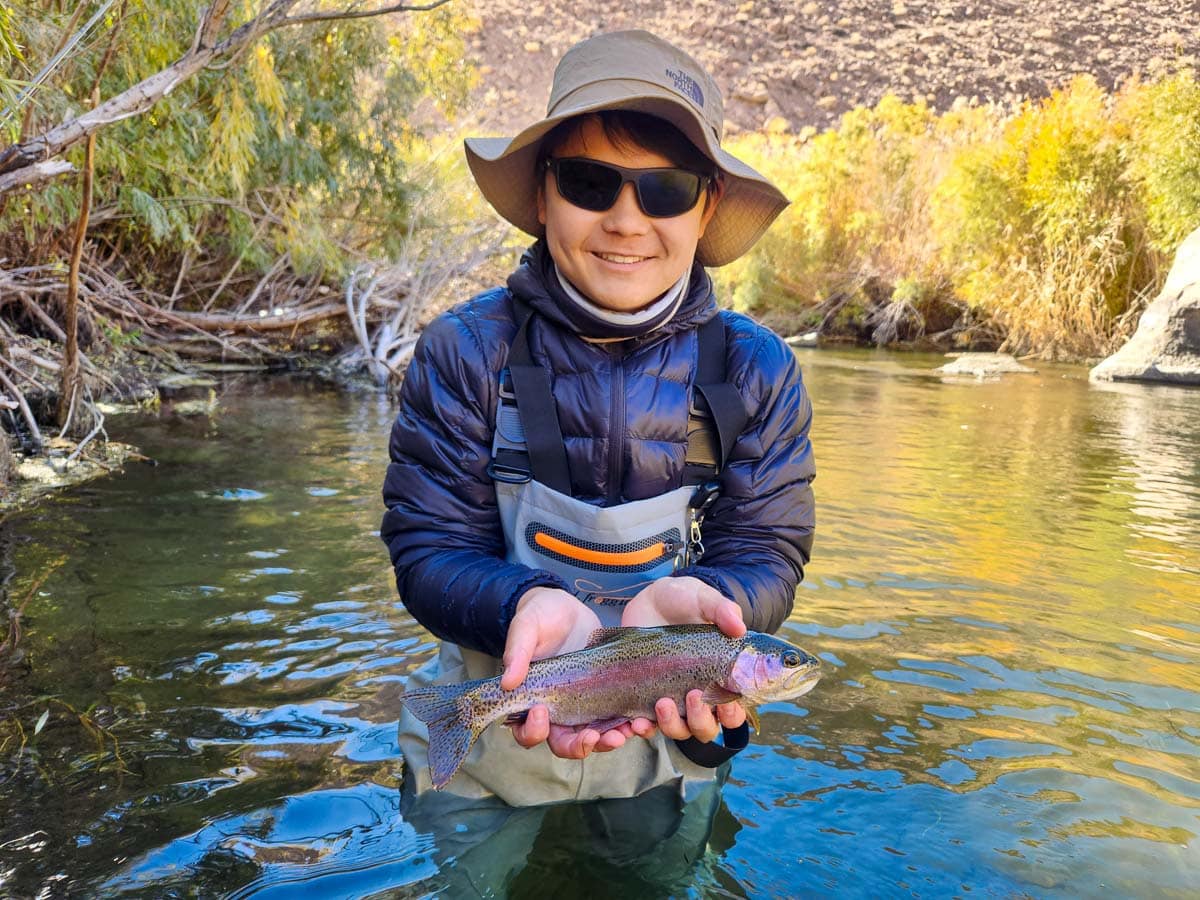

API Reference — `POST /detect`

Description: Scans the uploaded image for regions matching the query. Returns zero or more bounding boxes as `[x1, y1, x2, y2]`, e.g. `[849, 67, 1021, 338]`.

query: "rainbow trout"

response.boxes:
[401, 624, 821, 789]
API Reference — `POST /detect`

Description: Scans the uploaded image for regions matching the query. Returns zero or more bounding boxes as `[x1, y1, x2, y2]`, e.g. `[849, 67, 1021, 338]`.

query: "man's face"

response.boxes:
[536, 119, 719, 313]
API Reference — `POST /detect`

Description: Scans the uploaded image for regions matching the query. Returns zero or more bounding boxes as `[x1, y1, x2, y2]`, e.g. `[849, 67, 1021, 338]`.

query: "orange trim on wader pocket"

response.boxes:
[533, 531, 668, 568]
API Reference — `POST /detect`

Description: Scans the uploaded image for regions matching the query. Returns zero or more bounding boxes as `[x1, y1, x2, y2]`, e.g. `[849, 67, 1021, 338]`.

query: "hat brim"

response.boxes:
[465, 90, 788, 267]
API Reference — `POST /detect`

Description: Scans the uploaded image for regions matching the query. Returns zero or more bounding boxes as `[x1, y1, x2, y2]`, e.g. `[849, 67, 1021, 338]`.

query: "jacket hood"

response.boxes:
[507, 240, 718, 340]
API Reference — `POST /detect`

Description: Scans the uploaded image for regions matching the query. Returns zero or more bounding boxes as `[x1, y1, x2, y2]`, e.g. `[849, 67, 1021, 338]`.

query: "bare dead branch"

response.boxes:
[0, 368, 44, 449]
[282, 0, 452, 26]
[0, 160, 76, 195]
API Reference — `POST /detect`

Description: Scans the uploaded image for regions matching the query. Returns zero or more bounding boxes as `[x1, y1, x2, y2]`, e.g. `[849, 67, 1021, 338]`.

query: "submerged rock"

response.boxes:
[937, 353, 1036, 377]
[785, 331, 821, 348]
[2, 441, 142, 515]
[1090, 227, 1200, 385]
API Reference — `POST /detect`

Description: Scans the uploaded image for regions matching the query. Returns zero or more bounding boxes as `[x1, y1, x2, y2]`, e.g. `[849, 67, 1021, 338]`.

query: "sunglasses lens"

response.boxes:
[637, 170, 703, 217]
[555, 159, 622, 211]
[553, 159, 705, 218]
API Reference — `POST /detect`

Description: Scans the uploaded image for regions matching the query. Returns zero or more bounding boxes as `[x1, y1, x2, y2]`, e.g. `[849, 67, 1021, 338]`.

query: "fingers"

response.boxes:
[655, 691, 724, 743]
[621, 577, 747, 636]
[629, 716, 657, 739]
[511, 705, 550, 748]
[655, 696, 691, 741]
[716, 700, 747, 729]
[694, 589, 746, 638]
[547, 724, 601, 759]
[683, 689, 722, 742]
[501, 623, 536, 691]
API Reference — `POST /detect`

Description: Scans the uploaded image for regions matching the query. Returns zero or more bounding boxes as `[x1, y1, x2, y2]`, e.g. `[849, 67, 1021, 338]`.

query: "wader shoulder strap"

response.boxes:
[684, 314, 749, 483]
[505, 301, 572, 495]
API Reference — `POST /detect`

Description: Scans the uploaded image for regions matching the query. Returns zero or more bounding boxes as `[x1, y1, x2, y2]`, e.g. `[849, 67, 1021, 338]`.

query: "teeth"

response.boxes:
[597, 253, 645, 264]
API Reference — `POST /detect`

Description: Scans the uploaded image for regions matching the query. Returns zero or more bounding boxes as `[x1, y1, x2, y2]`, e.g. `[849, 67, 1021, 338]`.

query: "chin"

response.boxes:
[596, 294, 658, 313]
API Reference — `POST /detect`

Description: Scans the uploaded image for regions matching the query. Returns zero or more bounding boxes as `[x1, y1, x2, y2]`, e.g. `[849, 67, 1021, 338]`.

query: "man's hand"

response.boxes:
[621, 576, 749, 740]
[502, 587, 656, 757]
[501, 586, 600, 691]
[621, 575, 746, 638]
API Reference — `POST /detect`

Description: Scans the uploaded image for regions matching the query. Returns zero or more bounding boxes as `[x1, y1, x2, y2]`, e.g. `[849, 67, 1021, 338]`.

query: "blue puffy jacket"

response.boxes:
[381, 249, 816, 658]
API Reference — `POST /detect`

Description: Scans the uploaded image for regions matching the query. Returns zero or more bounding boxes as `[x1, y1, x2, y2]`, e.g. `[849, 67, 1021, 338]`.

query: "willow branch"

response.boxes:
[0, 0, 445, 191]
[282, 0, 451, 26]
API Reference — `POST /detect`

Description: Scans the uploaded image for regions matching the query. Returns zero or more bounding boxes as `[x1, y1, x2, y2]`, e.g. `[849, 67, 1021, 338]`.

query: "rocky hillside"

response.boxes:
[463, 0, 1196, 136]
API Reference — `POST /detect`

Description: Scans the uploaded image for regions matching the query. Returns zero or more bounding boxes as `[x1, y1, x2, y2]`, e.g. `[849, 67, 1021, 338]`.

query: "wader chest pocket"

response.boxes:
[524, 523, 683, 573]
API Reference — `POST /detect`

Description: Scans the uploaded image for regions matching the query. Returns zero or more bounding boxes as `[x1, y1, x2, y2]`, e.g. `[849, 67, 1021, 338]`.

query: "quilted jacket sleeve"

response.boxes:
[675, 316, 816, 633]
[380, 303, 569, 657]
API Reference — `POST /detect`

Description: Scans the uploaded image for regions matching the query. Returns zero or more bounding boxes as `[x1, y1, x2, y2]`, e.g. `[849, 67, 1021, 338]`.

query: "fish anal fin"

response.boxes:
[581, 716, 631, 733]
[502, 712, 630, 733]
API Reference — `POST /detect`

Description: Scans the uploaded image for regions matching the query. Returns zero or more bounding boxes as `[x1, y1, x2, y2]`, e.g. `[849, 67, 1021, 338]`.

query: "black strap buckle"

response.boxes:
[498, 368, 516, 401]
[688, 478, 722, 513]
[487, 448, 532, 484]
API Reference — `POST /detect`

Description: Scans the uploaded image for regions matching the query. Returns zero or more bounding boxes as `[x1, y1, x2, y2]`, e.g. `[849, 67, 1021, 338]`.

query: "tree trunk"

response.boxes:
[56, 130, 94, 431]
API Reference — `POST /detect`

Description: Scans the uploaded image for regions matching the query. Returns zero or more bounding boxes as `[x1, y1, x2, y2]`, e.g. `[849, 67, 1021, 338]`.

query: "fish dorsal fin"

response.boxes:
[583, 627, 627, 649]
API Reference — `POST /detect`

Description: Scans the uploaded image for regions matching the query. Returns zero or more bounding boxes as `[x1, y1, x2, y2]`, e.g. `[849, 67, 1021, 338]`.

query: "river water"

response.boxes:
[0, 351, 1197, 898]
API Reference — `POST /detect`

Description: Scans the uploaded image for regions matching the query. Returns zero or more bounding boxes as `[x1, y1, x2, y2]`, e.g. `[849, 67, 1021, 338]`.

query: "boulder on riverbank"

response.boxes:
[937, 353, 1036, 378]
[1090, 228, 1200, 385]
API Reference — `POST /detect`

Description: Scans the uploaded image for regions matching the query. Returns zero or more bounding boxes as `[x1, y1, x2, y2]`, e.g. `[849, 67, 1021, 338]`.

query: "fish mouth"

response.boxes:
[788, 670, 822, 698]
[775, 662, 822, 701]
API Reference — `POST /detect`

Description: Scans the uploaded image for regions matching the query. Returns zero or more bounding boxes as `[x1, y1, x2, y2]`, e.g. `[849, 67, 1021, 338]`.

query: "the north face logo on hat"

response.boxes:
[664, 67, 704, 107]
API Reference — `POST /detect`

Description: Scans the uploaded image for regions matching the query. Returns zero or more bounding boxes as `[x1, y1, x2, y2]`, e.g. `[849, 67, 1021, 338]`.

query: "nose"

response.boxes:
[601, 182, 649, 235]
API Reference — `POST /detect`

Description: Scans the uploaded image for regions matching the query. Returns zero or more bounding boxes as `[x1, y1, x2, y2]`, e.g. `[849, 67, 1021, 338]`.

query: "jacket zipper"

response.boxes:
[607, 349, 625, 505]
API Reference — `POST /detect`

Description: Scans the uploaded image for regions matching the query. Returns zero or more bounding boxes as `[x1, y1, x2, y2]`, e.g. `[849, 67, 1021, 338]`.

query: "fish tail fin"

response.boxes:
[401, 683, 487, 790]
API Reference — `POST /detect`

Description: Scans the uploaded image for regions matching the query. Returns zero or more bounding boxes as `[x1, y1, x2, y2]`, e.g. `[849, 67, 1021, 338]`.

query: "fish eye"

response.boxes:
[782, 650, 802, 668]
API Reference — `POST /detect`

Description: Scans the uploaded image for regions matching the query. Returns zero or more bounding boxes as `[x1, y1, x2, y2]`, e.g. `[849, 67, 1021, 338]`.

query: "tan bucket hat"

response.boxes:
[465, 30, 788, 267]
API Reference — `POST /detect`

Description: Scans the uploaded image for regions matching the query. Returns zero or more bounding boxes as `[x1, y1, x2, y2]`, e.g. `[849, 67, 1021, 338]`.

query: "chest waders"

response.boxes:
[397, 303, 749, 805]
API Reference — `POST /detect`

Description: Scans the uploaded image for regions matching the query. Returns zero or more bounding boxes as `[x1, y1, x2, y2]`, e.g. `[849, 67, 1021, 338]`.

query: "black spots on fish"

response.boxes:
[426, 715, 477, 790]
[401, 684, 463, 725]
[403, 683, 484, 790]
[583, 627, 627, 649]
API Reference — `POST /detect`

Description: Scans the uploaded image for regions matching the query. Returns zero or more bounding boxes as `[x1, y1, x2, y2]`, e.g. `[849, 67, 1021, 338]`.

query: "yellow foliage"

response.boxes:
[249, 43, 287, 138]
[208, 81, 256, 197]
[711, 71, 1198, 359]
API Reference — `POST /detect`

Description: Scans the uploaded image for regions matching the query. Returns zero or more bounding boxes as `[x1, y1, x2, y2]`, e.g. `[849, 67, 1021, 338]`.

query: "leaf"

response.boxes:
[34, 708, 49, 736]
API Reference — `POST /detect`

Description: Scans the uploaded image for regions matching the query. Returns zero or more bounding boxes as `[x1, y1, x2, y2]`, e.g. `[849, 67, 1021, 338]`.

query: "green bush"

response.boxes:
[2, 2, 478, 298]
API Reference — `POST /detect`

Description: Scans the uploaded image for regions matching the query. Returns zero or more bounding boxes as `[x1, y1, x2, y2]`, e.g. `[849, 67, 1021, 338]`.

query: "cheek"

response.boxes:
[662, 214, 706, 251]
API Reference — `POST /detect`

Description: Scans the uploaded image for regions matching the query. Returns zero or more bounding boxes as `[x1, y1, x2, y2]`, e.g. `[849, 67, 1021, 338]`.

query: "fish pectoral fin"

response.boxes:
[698, 687, 758, 733]
[700, 686, 741, 706]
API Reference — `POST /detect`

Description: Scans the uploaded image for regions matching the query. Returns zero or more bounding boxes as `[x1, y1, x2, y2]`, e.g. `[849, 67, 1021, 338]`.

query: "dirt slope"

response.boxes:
[463, 0, 1196, 136]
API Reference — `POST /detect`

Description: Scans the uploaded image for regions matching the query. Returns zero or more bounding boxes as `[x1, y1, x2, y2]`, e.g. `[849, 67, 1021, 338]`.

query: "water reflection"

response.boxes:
[0, 364, 1197, 897]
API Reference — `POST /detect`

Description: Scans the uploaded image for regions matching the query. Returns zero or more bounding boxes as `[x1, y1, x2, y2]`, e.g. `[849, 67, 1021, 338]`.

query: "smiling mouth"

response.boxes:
[594, 252, 649, 264]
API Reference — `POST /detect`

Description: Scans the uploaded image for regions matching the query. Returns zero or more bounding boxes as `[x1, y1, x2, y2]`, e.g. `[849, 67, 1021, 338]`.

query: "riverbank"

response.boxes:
[3, 3, 1198, 507]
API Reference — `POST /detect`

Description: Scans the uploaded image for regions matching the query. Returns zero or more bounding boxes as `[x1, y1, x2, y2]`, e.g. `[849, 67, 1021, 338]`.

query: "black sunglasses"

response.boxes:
[546, 157, 711, 219]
